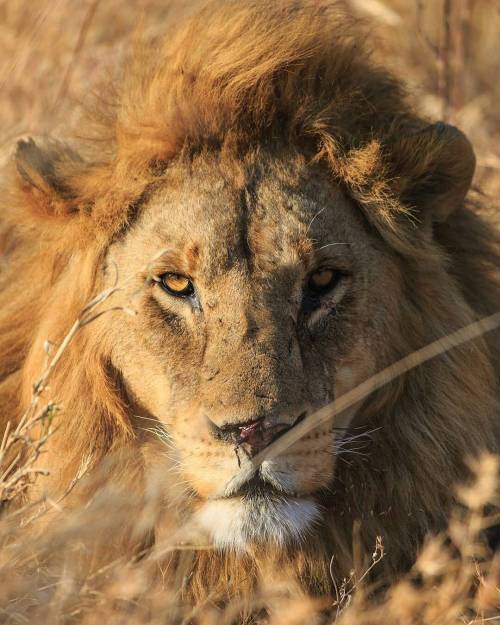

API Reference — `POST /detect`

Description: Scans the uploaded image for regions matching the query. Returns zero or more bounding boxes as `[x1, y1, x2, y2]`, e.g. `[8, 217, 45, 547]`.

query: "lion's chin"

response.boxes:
[195, 494, 321, 552]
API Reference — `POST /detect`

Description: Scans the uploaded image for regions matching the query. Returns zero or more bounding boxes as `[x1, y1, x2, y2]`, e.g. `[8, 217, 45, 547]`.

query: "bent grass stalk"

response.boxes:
[218, 312, 500, 498]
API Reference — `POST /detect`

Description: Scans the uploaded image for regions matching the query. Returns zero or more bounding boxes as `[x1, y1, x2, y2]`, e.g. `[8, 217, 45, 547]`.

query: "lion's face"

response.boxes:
[104, 152, 402, 549]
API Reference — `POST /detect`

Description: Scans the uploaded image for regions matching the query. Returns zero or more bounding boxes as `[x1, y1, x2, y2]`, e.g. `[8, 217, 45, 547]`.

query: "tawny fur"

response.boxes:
[0, 0, 499, 608]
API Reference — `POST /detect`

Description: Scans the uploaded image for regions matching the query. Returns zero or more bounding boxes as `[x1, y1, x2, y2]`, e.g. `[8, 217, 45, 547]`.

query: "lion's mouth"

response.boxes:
[234, 473, 297, 499]
[218, 459, 306, 502]
[195, 415, 327, 548]
[209, 411, 318, 501]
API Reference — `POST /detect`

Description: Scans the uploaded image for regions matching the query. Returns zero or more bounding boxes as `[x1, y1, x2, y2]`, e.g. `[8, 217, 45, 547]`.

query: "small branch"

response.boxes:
[0, 283, 129, 505]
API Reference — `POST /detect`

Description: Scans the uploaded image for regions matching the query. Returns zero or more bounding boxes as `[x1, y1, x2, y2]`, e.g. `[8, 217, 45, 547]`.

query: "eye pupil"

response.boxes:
[160, 273, 194, 296]
[308, 269, 338, 294]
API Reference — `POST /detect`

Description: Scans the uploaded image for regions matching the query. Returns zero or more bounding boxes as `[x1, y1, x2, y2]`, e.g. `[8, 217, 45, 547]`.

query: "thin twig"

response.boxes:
[0, 283, 129, 504]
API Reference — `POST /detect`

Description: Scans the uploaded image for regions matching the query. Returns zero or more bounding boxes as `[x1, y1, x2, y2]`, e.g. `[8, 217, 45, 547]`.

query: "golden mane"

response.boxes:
[0, 0, 499, 604]
[2, 1, 483, 248]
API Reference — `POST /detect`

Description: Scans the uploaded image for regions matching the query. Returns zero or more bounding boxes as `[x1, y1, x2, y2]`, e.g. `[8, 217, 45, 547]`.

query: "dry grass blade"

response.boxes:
[0, 285, 133, 506]
[220, 312, 500, 496]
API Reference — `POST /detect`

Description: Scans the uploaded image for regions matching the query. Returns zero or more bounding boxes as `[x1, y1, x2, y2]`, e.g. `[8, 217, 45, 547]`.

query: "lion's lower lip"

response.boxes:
[223, 474, 297, 500]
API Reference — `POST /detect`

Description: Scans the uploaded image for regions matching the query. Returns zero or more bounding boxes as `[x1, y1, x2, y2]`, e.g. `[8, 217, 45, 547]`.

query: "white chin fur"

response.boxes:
[195, 495, 321, 552]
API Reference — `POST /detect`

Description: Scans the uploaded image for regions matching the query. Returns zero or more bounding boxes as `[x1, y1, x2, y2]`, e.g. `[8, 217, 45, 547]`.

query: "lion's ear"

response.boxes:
[14, 137, 83, 218]
[391, 122, 476, 224]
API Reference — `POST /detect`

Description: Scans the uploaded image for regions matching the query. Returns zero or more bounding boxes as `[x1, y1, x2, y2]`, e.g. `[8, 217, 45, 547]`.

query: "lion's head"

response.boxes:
[1, 0, 499, 595]
[97, 151, 401, 549]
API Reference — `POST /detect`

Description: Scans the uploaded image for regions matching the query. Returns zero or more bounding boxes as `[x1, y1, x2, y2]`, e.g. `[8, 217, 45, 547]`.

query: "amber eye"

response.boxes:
[159, 273, 194, 297]
[307, 269, 339, 295]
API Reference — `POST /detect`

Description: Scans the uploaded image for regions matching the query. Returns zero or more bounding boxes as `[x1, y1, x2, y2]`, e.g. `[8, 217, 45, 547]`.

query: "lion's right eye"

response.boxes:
[159, 273, 195, 297]
[307, 268, 341, 296]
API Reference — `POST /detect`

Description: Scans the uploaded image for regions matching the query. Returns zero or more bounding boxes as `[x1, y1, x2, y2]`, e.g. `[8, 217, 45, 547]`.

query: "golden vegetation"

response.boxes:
[0, 1, 499, 623]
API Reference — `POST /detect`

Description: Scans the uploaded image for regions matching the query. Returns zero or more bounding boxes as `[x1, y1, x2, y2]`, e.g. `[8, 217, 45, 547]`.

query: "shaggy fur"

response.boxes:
[1, 0, 499, 608]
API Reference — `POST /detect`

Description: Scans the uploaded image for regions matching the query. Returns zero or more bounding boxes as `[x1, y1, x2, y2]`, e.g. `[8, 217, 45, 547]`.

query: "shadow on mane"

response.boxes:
[0, 0, 499, 610]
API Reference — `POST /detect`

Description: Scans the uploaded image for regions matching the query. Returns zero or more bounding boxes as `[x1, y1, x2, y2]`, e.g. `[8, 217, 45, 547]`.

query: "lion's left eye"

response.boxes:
[307, 269, 340, 295]
[159, 273, 194, 297]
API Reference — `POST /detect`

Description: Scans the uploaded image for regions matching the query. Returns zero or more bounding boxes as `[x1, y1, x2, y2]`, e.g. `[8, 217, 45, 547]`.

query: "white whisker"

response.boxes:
[306, 206, 327, 233]
[315, 242, 351, 251]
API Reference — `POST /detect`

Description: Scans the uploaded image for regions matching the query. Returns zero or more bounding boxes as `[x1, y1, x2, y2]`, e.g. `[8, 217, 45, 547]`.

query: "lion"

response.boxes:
[0, 0, 499, 607]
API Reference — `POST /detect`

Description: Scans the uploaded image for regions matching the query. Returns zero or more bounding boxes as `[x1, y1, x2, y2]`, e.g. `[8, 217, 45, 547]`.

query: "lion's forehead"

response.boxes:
[122, 156, 361, 280]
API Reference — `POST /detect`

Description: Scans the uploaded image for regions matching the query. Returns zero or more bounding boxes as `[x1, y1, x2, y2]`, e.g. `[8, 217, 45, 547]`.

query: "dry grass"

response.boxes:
[1, 411, 498, 624]
[0, 1, 499, 623]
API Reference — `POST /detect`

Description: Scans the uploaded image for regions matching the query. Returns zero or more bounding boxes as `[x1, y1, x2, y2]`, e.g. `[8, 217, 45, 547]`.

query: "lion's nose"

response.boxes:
[206, 413, 305, 456]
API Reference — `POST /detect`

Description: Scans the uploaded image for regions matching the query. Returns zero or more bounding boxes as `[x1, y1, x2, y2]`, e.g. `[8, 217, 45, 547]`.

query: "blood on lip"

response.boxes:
[238, 421, 262, 443]
[236, 412, 306, 450]
[237, 420, 291, 452]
